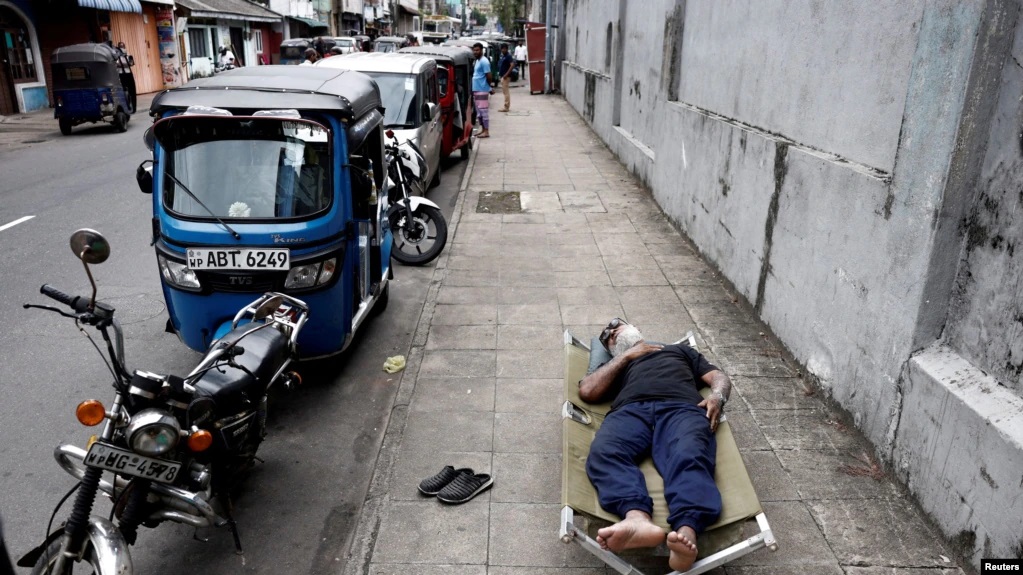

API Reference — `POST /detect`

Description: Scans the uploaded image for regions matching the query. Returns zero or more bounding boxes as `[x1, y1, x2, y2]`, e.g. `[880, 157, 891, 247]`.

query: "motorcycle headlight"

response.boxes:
[284, 258, 336, 289]
[126, 408, 181, 457]
[158, 255, 201, 290]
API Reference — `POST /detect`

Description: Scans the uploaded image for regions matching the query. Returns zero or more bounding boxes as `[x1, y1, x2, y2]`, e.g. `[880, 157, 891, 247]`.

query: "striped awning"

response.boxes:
[77, 0, 142, 13]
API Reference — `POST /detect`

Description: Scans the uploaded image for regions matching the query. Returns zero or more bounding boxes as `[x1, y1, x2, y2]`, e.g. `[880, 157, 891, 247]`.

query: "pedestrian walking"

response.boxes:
[497, 44, 516, 112]
[471, 42, 493, 138]
[300, 48, 319, 66]
[514, 40, 527, 83]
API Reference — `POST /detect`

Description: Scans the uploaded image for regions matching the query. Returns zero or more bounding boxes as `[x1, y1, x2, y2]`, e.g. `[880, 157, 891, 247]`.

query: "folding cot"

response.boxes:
[559, 331, 778, 574]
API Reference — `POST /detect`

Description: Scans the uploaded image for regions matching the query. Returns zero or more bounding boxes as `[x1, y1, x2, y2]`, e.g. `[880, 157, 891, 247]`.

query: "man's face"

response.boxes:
[609, 324, 644, 357]
[502, 47, 508, 55]
[473, 46, 483, 59]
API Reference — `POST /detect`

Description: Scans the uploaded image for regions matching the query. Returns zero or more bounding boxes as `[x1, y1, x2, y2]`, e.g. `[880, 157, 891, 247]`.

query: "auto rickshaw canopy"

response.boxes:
[51, 43, 126, 90]
[150, 66, 382, 123]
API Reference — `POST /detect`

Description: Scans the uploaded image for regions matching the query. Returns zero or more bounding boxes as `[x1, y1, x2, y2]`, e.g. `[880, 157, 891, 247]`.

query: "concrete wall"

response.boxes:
[561, 0, 1023, 566]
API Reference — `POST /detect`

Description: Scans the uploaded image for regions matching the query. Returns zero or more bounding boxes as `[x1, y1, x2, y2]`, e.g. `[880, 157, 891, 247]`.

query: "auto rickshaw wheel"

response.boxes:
[429, 164, 441, 189]
[113, 111, 129, 133]
[460, 136, 472, 160]
[58, 117, 72, 136]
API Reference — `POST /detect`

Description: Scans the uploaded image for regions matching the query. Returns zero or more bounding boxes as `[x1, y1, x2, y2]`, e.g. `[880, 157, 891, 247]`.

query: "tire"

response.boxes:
[32, 537, 100, 574]
[459, 135, 472, 160]
[389, 205, 447, 266]
[58, 117, 72, 136]
[372, 281, 389, 316]
[113, 111, 128, 133]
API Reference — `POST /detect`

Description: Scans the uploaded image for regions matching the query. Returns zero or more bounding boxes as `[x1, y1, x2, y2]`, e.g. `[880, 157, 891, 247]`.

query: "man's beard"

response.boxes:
[610, 325, 644, 357]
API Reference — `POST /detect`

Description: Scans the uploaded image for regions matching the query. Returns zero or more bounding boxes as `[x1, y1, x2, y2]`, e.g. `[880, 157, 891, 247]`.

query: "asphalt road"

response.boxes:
[0, 107, 465, 573]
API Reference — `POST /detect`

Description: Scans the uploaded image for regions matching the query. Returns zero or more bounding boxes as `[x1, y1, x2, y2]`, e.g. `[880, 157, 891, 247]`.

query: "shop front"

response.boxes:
[0, 1, 46, 114]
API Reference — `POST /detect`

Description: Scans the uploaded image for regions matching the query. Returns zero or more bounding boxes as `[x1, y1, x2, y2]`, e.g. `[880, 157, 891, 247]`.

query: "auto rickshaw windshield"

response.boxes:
[158, 118, 333, 220]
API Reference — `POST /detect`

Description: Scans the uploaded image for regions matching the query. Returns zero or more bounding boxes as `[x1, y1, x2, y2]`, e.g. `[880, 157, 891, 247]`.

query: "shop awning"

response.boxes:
[398, 0, 419, 15]
[289, 16, 329, 29]
[176, 0, 282, 22]
[77, 0, 141, 13]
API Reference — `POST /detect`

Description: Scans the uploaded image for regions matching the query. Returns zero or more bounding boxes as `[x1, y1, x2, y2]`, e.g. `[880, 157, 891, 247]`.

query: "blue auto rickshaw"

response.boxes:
[51, 43, 134, 134]
[137, 66, 393, 358]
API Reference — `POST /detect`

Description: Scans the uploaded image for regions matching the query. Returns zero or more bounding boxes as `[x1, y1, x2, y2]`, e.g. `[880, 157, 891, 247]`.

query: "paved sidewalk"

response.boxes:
[0, 93, 155, 151]
[346, 84, 972, 575]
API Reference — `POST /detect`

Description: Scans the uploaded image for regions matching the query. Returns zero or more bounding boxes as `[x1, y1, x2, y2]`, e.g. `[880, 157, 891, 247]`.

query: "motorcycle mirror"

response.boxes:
[143, 126, 155, 151]
[69, 229, 110, 264]
[136, 160, 154, 194]
[253, 295, 284, 322]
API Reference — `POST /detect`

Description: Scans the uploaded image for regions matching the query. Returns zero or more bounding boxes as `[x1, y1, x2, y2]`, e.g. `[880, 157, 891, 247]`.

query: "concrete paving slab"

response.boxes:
[445, 269, 504, 287]
[438, 286, 501, 304]
[674, 284, 740, 305]
[418, 350, 496, 378]
[498, 286, 560, 305]
[731, 376, 822, 411]
[555, 270, 613, 287]
[807, 498, 954, 567]
[556, 286, 621, 307]
[411, 378, 496, 413]
[501, 270, 558, 287]
[499, 304, 563, 325]
[602, 254, 663, 270]
[752, 409, 866, 452]
[494, 412, 562, 453]
[431, 304, 498, 326]
[774, 450, 902, 501]
[547, 233, 597, 246]
[722, 411, 773, 451]
[487, 568, 608, 575]
[496, 349, 564, 379]
[426, 325, 499, 350]
[488, 503, 606, 567]
[725, 565, 843, 575]
[733, 501, 839, 566]
[388, 449, 493, 502]
[372, 499, 490, 564]
[495, 378, 563, 414]
[550, 255, 607, 271]
[370, 564, 486, 575]
[712, 348, 798, 378]
[492, 452, 562, 504]
[549, 242, 603, 257]
[400, 410, 495, 453]
[842, 567, 966, 575]
[739, 450, 802, 501]
[497, 325, 565, 350]
[608, 267, 671, 287]
[561, 304, 627, 325]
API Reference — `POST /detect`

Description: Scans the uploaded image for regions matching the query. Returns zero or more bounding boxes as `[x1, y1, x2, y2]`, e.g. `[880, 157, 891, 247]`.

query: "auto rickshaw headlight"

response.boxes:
[284, 258, 336, 290]
[158, 255, 201, 290]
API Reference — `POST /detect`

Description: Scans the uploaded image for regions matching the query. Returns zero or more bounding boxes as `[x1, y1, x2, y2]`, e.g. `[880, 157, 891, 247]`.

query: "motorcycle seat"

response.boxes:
[194, 325, 289, 410]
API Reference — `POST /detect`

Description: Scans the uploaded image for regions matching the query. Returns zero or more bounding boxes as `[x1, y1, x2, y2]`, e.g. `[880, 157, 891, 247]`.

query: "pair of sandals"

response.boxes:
[418, 466, 494, 504]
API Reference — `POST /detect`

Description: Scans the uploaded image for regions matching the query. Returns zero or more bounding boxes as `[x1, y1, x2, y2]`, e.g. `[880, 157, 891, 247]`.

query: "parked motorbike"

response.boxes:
[385, 131, 448, 265]
[19, 229, 308, 575]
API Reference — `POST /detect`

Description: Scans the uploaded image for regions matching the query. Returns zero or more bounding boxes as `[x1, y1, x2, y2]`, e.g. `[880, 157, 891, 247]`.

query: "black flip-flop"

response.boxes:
[436, 471, 494, 504]
[418, 466, 473, 496]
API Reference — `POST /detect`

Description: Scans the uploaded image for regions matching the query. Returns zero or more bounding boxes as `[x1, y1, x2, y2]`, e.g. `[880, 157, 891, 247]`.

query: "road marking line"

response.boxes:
[0, 215, 35, 232]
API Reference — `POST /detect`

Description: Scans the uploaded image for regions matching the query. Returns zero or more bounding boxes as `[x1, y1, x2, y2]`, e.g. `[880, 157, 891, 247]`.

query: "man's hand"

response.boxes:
[623, 342, 662, 361]
[697, 394, 723, 432]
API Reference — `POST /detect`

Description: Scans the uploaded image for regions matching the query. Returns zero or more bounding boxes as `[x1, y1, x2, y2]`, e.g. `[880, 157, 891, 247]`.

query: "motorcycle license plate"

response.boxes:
[84, 442, 181, 484]
[186, 248, 290, 271]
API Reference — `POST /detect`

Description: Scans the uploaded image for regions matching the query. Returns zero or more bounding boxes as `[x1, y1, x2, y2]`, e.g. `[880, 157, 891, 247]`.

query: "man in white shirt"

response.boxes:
[513, 41, 527, 83]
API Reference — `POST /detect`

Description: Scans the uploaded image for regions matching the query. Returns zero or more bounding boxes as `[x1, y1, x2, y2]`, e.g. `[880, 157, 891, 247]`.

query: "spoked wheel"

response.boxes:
[32, 538, 100, 574]
[389, 205, 448, 266]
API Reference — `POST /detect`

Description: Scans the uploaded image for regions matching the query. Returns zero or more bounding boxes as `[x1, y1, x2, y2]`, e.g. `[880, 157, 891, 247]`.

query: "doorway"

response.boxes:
[229, 27, 245, 66]
[0, 6, 37, 115]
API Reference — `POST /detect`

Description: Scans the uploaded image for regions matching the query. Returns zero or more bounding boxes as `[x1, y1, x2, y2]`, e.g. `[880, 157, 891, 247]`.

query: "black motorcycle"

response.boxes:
[19, 229, 308, 575]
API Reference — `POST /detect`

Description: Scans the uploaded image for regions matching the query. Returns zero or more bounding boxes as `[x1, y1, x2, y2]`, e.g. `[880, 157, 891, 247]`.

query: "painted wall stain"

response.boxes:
[755, 141, 789, 314]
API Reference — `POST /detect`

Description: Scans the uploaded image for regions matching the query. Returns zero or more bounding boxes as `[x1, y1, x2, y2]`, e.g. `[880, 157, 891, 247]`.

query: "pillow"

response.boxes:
[587, 337, 613, 375]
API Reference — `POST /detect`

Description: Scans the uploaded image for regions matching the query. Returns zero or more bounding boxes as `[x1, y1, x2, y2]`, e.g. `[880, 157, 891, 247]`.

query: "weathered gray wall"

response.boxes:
[561, 0, 1023, 566]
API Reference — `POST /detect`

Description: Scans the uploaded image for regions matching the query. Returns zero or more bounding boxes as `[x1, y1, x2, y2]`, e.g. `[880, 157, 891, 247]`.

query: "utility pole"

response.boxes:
[461, 0, 467, 31]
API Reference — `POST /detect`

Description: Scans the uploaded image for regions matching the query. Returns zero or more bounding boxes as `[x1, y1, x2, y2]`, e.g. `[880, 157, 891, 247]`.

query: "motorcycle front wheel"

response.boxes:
[389, 205, 448, 266]
[32, 538, 100, 574]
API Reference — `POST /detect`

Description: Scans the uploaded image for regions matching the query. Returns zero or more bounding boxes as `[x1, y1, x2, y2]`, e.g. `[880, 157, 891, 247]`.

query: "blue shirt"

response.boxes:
[498, 53, 515, 77]
[472, 57, 491, 92]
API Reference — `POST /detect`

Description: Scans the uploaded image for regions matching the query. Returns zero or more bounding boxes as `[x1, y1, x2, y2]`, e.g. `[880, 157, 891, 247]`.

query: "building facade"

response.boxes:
[176, 0, 282, 77]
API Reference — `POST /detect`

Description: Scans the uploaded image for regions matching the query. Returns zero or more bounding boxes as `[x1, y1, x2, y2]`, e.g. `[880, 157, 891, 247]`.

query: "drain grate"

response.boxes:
[476, 191, 522, 213]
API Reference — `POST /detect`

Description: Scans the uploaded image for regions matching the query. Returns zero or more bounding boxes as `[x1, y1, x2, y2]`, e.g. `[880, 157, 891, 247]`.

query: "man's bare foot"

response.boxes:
[595, 511, 665, 553]
[667, 526, 699, 572]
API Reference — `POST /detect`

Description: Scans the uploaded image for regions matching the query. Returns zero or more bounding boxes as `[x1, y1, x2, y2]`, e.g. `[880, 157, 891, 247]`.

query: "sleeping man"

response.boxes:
[578, 318, 732, 572]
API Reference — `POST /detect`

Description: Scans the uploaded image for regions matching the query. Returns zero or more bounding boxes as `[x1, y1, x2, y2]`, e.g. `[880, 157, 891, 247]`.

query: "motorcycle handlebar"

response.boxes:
[40, 284, 90, 313]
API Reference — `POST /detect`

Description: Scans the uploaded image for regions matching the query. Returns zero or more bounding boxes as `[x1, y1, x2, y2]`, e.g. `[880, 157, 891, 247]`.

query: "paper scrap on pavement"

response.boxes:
[383, 355, 406, 373]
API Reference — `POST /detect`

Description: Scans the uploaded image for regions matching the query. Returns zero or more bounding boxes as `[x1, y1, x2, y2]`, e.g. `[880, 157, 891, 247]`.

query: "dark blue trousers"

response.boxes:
[585, 401, 721, 533]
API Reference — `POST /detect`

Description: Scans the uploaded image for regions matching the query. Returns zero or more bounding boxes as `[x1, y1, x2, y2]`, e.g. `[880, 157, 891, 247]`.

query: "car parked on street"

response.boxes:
[373, 36, 410, 53]
[332, 36, 359, 54]
[316, 53, 443, 190]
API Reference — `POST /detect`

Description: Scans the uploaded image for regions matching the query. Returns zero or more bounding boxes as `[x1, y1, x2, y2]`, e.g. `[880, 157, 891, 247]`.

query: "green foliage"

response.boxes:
[492, 0, 524, 33]
[471, 8, 487, 27]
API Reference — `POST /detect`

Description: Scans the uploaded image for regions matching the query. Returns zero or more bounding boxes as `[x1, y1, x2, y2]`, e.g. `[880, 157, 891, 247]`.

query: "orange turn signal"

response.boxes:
[76, 400, 106, 426]
[187, 429, 213, 452]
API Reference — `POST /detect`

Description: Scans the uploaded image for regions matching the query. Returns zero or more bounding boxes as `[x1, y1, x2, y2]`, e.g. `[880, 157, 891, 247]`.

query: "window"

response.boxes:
[0, 8, 37, 82]
[425, 71, 438, 104]
[253, 29, 263, 53]
[188, 28, 209, 58]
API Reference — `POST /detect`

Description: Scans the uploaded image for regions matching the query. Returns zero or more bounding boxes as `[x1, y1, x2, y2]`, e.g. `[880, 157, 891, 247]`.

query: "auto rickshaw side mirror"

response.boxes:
[425, 102, 439, 120]
[137, 160, 154, 194]
[143, 126, 155, 151]
[128, 55, 135, 67]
